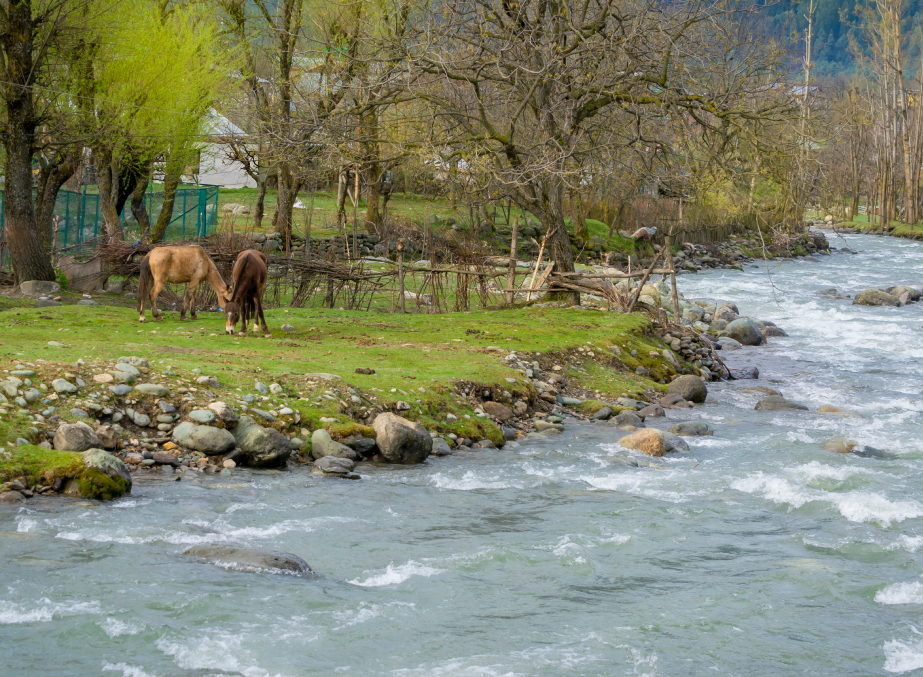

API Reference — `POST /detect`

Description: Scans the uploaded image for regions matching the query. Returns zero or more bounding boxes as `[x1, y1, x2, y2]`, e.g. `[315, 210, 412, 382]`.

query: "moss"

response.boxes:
[77, 468, 129, 501]
[0, 445, 84, 486]
[573, 399, 609, 415]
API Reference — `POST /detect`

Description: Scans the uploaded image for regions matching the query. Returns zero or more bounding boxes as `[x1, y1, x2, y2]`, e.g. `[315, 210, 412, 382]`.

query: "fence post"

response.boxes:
[198, 188, 207, 237]
[507, 216, 518, 305]
[65, 192, 72, 246]
[182, 190, 187, 239]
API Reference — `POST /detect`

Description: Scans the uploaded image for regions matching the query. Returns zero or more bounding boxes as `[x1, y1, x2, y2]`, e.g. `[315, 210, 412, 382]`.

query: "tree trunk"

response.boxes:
[336, 167, 349, 232]
[274, 163, 299, 252]
[35, 149, 80, 251]
[97, 149, 123, 241]
[253, 179, 267, 230]
[150, 161, 181, 242]
[362, 108, 382, 233]
[130, 166, 151, 238]
[540, 182, 578, 304]
[1, 0, 55, 283]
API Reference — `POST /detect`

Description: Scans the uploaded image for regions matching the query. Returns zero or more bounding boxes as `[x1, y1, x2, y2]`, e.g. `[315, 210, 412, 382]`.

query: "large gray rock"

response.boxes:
[172, 422, 235, 455]
[183, 545, 313, 575]
[726, 318, 762, 346]
[638, 404, 665, 418]
[714, 305, 739, 322]
[669, 421, 713, 436]
[314, 455, 356, 475]
[231, 416, 293, 467]
[481, 401, 513, 421]
[118, 356, 149, 368]
[311, 429, 359, 461]
[754, 395, 809, 411]
[431, 438, 453, 456]
[853, 289, 900, 307]
[207, 401, 238, 427]
[591, 406, 613, 421]
[667, 375, 708, 403]
[54, 422, 101, 451]
[612, 410, 645, 428]
[20, 280, 61, 297]
[891, 286, 921, 302]
[52, 378, 78, 394]
[134, 384, 169, 397]
[372, 413, 432, 463]
[662, 431, 690, 453]
[82, 448, 132, 489]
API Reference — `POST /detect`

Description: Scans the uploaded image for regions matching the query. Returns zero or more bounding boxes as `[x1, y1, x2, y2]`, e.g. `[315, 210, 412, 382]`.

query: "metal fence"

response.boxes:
[0, 183, 220, 263]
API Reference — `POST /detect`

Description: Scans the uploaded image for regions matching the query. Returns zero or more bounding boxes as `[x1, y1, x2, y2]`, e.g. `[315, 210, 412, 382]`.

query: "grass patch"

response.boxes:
[0, 444, 84, 486]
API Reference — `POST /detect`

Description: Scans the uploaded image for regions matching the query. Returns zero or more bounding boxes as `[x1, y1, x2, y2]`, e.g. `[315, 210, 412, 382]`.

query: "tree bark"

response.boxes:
[336, 167, 349, 232]
[150, 161, 181, 242]
[253, 178, 267, 230]
[540, 181, 578, 304]
[130, 164, 152, 238]
[35, 149, 80, 251]
[1, 0, 55, 283]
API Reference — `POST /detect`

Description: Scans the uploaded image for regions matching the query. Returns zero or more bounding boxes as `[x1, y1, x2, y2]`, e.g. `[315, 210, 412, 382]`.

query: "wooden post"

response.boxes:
[627, 248, 665, 313]
[667, 230, 681, 320]
[304, 183, 315, 261]
[507, 216, 519, 304]
[397, 240, 406, 313]
[527, 228, 554, 302]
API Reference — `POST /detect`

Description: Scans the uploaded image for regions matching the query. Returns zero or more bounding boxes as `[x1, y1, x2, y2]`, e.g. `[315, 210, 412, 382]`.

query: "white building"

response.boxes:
[192, 111, 257, 189]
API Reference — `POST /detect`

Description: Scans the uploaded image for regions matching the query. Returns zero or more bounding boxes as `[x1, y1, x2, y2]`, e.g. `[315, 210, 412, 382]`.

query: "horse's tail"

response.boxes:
[137, 255, 153, 312]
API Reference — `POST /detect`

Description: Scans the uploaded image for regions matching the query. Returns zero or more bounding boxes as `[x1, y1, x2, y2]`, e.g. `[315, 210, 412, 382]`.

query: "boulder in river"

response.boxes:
[890, 286, 921, 302]
[853, 289, 900, 307]
[183, 545, 313, 575]
[669, 421, 713, 437]
[725, 318, 763, 346]
[372, 413, 432, 463]
[667, 375, 708, 403]
[481, 401, 513, 421]
[663, 431, 690, 453]
[612, 410, 645, 428]
[82, 448, 132, 490]
[54, 422, 101, 451]
[817, 404, 858, 417]
[729, 366, 760, 380]
[231, 416, 293, 467]
[171, 422, 235, 455]
[754, 395, 808, 411]
[714, 305, 739, 323]
[591, 406, 613, 421]
[822, 436, 857, 454]
[314, 455, 358, 477]
[618, 429, 666, 457]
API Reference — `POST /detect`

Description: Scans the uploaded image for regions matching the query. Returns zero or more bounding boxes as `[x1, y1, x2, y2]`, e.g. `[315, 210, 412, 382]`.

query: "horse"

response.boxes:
[224, 249, 269, 336]
[137, 245, 231, 323]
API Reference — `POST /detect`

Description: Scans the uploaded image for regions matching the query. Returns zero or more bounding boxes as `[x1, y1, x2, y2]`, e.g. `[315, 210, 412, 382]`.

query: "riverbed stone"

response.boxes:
[314, 455, 356, 475]
[172, 422, 235, 455]
[725, 318, 763, 346]
[53, 422, 101, 451]
[183, 544, 313, 575]
[82, 448, 132, 490]
[891, 286, 921, 302]
[638, 404, 665, 418]
[670, 421, 713, 436]
[612, 410, 645, 428]
[817, 404, 858, 416]
[663, 431, 690, 453]
[134, 384, 169, 398]
[372, 413, 432, 463]
[231, 415, 293, 467]
[94, 425, 119, 450]
[822, 436, 857, 454]
[188, 409, 216, 424]
[52, 378, 78, 394]
[618, 429, 666, 457]
[113, 363, 140, 377]
[754, 395, 809, 411]
[481, 401, 513, 421]
[311, 429, 359, 461]
[667, 375, 708, 403]
[854, 289, 900, 307]
[108, 385, 132, 396]
[591, 406, 613, 421]
[117, 356, 149, 368]
[431, 438, 453, 456]
[207, 402, 238, 426]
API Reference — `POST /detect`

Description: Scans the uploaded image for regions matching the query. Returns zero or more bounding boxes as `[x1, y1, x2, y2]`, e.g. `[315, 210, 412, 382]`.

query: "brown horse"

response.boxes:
[137, 245, 231, 322]
[224, 249, 269, 336]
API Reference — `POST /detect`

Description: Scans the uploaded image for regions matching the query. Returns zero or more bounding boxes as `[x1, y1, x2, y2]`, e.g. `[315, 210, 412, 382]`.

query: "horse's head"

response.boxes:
[225, 300, 240, 335]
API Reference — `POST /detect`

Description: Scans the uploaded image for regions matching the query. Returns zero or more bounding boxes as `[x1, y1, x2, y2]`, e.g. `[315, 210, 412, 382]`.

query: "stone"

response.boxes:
[311, 429, 360, 461]
[662, 431, 690, 453]
[853, 289, 900, 307]
[171, 422, 236, 455]
[372, 413, 432, 463]
[762, 326, 788, 338]
[534, 420, 563, 432]
[341, 435, 377, 457]
[669, 421, 713, 436]
[231, 416, 293, 467]
[591, 406, 613, 421]
[207, 401, 238, 426]
[714, 305, 739, 322]
[0, 491, 25, 503]
[822, 436, 857, 454]
[251, 408, 274, 422]
[20, 280, 61, 297]
[77, 299, 99, 306]
[127, 409, 151, 427]
[638, 404, 665, 418]
[302, 373, 342, 382]
[269, 383, 284, 395]
[93, 373, 114, 383]
[23, 388, 40, 403]
[314, 455, 356, 475]
[729, 367, 760, 380]
[472, 439, 497, 449]
[754, 395, 809, 411]
[618, 429, 666, 457]
[560, 397, 583, 406]
[53, 422, 101, 451]
[108, 385, 133, 396]
[223, 459, 236, 468]
[817, 404, 857, 416]
[52, 378, 78, 394]
[151, 452, 180, 467]
[35, 299, 61, 308]
[255, 381, 269, 395]
[725, 318, 763, 346]
[70, 408, 89, 418]
[183, 545, 313, 575]
[117, 356, 149, 368]
[667, 375, 708, 403]
[612, 410, 645, 428]
[188, 409, 216, 424]
[280, 324, 295, 332]
[481, 401, 513, 421]
[431, 438, 453, 456]
[891, 286, 921, 302]
[94, 426, 119, 450]
[660, 393, 687, 407]
[82, 448, 132, 490]
[134, 384, 170, 397]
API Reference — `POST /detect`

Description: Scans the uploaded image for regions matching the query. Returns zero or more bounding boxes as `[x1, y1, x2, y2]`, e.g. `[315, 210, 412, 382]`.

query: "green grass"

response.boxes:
[0, 443, 84, 486]
[0, 296, 680, 447]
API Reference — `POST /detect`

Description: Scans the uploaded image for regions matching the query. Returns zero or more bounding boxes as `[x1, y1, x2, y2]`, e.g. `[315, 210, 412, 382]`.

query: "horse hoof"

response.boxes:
[238, 332, 246, 337]
[264, 334, 272, 339]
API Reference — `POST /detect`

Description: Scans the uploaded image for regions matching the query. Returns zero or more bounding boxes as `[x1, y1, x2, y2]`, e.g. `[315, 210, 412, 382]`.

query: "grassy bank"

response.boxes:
[0, 291, 681, 483]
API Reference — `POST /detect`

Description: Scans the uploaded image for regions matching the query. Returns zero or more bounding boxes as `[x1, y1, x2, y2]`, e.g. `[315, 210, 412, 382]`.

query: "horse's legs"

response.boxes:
[150, 279, 166, 321]
[189, 281, 199, 320]
[256, 294, 269, 336]
[138, 287, 146, 323]
[237, 295, 249, 336]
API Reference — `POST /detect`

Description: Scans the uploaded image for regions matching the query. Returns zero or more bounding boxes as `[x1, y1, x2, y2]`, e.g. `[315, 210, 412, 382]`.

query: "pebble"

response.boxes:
[255, 382, 269, 395]
[52, 379, 78, 394]
[109, 385, 133, 396]
[134, 384, 170, 397]
[279, 407, 294, 416]
[93, 373, 114, 383]
[269, 383, 283, 394]
[251, 409, 274, 422]
[189, 410, 216, 424]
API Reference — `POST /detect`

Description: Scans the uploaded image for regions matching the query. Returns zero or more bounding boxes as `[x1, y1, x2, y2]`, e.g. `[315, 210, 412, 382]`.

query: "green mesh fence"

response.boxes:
[0, 184, 220, 264]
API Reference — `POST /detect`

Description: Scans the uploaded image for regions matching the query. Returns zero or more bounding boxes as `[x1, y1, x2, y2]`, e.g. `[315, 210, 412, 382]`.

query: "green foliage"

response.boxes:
[54, 268, 68, 290]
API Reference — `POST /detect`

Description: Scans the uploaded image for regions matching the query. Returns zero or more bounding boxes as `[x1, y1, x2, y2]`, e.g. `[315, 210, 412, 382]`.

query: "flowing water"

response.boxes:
[4, 232, 923, 676]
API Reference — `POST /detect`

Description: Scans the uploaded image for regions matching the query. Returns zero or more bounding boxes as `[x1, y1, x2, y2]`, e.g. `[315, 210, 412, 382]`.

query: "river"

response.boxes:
[3, 231, 923, 676]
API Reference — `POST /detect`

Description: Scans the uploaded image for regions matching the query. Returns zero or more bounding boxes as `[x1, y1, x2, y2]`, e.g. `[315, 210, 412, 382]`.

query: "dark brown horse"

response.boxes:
[225, 249, 269, 336]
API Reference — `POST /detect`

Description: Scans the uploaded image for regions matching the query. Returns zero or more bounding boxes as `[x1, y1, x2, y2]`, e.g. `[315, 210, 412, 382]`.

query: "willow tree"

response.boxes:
[413, 0, 784, 303]
[77, 0, 228, 241]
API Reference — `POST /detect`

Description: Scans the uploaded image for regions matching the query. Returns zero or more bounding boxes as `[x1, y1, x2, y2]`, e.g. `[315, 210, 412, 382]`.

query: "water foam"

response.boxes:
[732, 473, 923, 526]
[100, 617, 144, 637]
[0, 598, 101, 624]
[156, 632, 288, 677]
[349, 560, 445, 587]
[884, 634, 923, 674]
[103, 663, 155, 677]
[431, 471, 522, 491]
[877, 581, 923, 605]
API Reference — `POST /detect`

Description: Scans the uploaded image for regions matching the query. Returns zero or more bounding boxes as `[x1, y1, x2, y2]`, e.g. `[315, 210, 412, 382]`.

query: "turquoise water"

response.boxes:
[3, 232, 923, 676]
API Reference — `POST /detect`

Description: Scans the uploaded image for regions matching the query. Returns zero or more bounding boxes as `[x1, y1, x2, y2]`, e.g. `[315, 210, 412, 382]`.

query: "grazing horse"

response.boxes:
[224, 249, 269, 336]
[137, 245, 231, 322]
